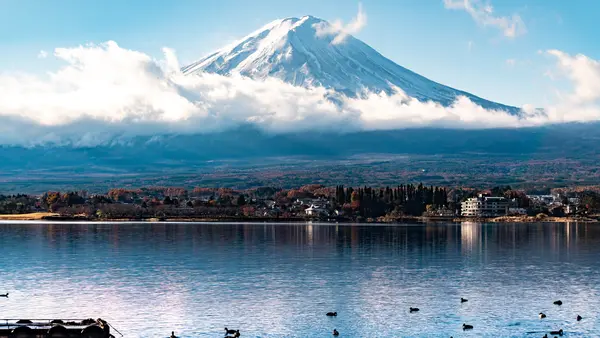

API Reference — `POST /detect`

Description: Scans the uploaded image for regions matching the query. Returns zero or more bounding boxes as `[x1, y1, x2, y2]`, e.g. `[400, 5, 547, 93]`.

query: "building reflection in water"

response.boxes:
[24, 221, 596, 253]
[460, 221, 481, 255]
[306, 223, 313, 245]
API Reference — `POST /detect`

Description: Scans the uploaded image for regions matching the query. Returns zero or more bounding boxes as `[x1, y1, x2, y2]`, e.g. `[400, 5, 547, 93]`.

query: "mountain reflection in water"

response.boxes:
[0, 222, 598, 337]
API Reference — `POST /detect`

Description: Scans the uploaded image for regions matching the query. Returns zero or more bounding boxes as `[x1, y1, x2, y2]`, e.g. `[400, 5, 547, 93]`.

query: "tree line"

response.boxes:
[335, 184, 449, 217]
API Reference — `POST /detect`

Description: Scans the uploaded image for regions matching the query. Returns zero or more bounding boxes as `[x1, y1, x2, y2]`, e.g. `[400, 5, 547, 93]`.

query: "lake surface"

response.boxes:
[0, 222, 598, 337]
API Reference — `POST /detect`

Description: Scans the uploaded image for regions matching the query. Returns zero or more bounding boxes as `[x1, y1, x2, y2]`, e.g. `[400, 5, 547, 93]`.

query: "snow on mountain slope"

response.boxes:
[182, 15, 520, 114]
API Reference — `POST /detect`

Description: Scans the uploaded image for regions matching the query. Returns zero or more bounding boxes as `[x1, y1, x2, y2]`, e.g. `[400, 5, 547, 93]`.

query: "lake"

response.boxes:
[0, 222, 598, 337]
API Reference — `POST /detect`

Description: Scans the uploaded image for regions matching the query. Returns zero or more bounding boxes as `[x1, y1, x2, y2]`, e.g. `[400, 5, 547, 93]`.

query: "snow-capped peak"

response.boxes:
[182, 15, 519, 114]
[182, 15, 331, 80]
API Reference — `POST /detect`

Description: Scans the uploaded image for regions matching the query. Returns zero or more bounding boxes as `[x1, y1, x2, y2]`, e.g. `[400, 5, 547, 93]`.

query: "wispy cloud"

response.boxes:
[314, 3, 367, 45]
[37, 50, 48, 59]
[505, 58, 516, 67]
[444, 0, 526, 38]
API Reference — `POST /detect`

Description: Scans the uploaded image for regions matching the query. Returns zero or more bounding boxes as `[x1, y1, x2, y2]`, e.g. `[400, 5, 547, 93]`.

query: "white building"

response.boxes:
[527, 195, 556, 205]
[305, 204, 329, 217]
[461, 195, 510, 217]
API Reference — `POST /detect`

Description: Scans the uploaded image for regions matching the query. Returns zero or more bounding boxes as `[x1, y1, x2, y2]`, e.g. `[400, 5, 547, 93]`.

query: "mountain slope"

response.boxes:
[3, 123, 600, 193]
[182, 15, 519, 114]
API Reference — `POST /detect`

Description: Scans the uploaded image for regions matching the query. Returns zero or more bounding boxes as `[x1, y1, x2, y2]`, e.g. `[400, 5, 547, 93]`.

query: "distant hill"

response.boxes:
[1, 122, 599, 168]
[1, 123, 599, 193]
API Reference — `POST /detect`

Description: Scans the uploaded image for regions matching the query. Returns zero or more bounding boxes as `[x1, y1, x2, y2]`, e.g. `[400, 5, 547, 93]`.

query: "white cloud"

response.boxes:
[505, 58, 516, 67]
[37, 50, 48, 59]
[314, 3, 367, 45]
[346, 89, 543, 130]
[543, 50, 600, 122]
[444, 0, 526, 38]
[547, 50, 600, 103]
[1, 42, 599, 147]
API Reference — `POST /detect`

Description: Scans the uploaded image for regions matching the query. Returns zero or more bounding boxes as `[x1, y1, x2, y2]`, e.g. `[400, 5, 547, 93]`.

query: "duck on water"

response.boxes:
[224, 328, 241, 337]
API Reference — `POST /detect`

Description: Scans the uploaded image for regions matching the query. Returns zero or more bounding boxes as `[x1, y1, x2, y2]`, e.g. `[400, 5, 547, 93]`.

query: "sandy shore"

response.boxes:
[0, 212, 59, 220]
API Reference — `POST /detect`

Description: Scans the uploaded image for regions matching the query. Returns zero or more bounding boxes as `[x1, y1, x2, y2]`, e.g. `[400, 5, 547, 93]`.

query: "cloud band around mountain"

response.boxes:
[0, 41, 597, 147]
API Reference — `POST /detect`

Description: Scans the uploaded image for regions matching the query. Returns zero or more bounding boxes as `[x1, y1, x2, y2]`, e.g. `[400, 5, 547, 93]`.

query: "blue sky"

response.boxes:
[0, 0, 597, 107]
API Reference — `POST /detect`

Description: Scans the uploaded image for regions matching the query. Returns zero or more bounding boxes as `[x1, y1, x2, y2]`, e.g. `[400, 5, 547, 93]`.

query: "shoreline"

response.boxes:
[453, 215, 598, 223]
[0, 213, 596, 223]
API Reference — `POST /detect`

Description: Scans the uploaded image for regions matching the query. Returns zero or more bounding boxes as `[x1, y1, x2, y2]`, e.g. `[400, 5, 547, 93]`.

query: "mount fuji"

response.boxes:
[182, 15, 520, 115]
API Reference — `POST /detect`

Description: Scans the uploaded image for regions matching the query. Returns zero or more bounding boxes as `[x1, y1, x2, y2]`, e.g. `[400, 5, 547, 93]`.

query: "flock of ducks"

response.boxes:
[329, 305, 477, 336]
[445, 298, 581, 338]
[167, 298, 583, 336]
[148, 297, 585, 337]
[534, 300, 583, 337]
